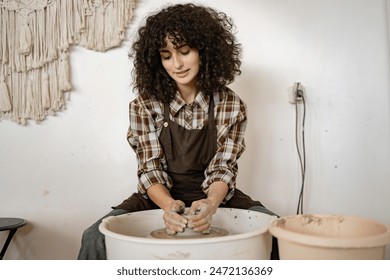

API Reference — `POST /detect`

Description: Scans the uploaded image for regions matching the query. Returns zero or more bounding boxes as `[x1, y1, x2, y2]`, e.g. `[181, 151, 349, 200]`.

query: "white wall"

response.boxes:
[1, 0, 389, 259]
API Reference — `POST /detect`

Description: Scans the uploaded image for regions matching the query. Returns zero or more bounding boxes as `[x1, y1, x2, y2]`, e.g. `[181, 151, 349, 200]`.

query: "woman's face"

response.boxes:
[160, 37, 200, 91]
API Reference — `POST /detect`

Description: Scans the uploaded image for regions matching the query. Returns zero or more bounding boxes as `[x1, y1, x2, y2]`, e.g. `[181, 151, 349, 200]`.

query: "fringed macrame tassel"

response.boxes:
[1, 8, 9, 65]
[25, 78, 34, 118]
[46, 4, 59, 61]
[96, 0, 112, 51]
[42, 72, 51, 110]
[18, 18, 33, 56]
[58, 50, 71, 91]
[0, 77, 12, 112]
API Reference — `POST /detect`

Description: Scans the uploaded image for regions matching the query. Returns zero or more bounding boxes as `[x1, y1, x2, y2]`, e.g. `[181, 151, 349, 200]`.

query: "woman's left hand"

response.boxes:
[187, 181, 229, 233]
[187, 198, 218, 233]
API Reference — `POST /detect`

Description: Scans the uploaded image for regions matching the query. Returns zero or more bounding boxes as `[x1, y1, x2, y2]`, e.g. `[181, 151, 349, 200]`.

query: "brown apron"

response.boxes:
[115, 96, 263, 211]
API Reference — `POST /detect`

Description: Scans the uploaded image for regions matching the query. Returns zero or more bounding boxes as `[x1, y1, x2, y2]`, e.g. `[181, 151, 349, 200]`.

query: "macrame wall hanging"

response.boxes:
[0, 0, 135, 125]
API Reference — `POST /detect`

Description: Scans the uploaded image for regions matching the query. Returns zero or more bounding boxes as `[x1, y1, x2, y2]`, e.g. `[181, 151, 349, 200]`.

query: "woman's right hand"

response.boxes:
[163, 200, 188, 235]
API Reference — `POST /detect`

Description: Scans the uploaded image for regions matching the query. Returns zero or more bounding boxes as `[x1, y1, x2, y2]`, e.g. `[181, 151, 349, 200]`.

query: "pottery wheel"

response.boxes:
[149, 227, 229, 239]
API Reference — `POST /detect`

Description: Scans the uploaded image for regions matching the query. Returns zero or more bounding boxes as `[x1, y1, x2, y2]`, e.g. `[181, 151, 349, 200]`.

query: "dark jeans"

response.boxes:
[77, 209, 128, 260]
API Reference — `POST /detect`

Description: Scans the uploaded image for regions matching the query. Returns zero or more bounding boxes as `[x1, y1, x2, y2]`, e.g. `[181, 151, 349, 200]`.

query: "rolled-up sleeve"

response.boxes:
[202, 92, 247, 202]
[127, 99, 172, 195]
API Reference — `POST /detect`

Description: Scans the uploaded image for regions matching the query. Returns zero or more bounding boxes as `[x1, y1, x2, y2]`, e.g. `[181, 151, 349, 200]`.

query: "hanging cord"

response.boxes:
[294, 84, 306, 214]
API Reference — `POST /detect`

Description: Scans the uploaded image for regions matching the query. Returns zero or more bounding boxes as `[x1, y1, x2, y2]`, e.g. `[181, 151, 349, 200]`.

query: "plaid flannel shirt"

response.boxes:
[127, 88, 247, 202]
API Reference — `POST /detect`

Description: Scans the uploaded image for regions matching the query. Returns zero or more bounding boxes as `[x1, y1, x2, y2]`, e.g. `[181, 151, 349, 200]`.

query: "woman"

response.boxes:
[78, 3, 277, 260]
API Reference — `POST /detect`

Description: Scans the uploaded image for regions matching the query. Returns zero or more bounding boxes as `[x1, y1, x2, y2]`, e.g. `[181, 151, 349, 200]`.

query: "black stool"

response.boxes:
[0, 218, 27, 260]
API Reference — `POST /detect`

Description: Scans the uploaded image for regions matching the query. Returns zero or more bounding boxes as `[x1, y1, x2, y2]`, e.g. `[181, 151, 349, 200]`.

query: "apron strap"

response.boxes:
[163, 102, 174, 160]
[208, 95, 217, 155]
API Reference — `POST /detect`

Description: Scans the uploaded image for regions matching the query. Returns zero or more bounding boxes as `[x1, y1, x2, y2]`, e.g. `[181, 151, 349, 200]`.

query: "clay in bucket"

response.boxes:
[148, 210, 230, 239]
[149, 226, 229, 239]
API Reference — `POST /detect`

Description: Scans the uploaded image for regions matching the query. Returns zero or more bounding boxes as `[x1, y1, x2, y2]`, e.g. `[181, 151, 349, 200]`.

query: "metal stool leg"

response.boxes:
[0, 228, 17, 260]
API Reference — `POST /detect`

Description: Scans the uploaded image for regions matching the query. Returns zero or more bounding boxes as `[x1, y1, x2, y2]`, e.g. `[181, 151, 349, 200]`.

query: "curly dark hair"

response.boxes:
[129, 3, 242, 103]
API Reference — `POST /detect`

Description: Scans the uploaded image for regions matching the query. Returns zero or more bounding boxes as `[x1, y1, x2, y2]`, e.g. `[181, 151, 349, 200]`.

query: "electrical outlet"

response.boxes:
[288, 82, 304, 104]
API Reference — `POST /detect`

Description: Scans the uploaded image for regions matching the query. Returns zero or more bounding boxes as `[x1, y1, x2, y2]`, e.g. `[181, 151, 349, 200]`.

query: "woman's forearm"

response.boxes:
[146, 183, 175, 212]
[207, 181, 229, 209]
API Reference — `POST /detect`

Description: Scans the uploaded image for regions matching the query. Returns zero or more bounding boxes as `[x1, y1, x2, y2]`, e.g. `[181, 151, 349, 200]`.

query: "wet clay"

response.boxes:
[149, 227, 229, 239]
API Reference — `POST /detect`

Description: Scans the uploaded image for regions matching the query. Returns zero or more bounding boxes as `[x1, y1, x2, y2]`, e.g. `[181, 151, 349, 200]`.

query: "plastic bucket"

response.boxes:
[269, 214, 390, 259]
[99, 208, 277, 260]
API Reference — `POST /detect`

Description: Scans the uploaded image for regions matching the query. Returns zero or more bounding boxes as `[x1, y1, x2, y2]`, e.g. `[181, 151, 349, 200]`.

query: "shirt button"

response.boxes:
[163, 122, 168, 127]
